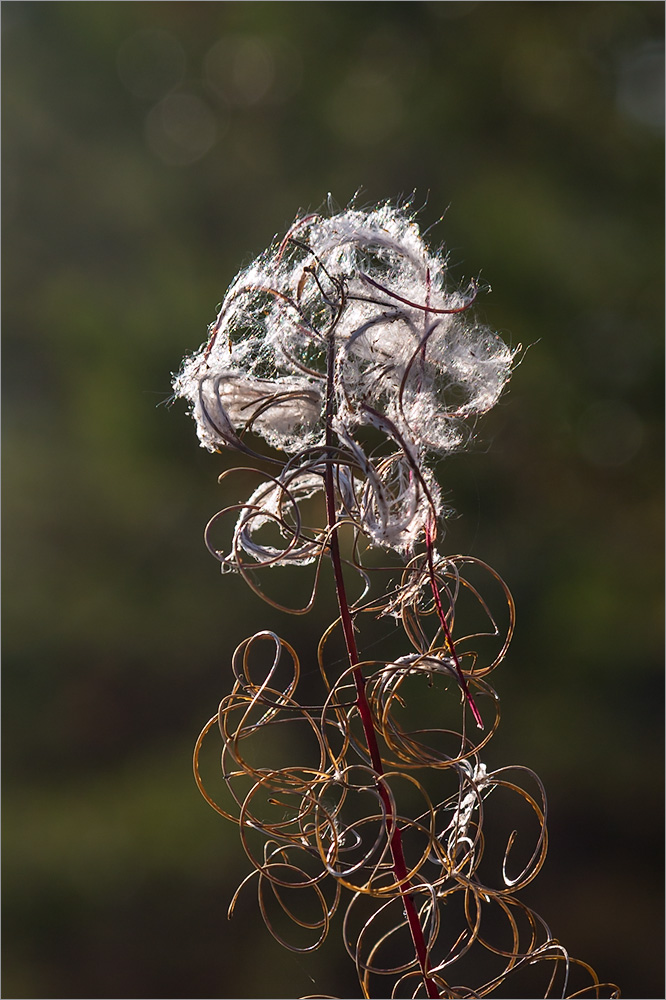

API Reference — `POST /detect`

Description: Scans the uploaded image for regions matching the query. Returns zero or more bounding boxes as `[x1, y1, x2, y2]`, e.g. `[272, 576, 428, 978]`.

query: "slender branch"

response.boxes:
[324, 326, 440, 1000]
[425, 517, 484, 730]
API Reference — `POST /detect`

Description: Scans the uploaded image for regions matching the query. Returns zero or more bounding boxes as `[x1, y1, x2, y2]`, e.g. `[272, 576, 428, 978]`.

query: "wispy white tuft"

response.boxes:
[174, 202, 516, 554]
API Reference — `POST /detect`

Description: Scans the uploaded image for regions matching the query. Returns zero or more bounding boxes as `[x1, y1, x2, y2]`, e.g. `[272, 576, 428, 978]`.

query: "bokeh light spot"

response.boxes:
[616, 40, 665, 132]
[145, 93, 218, 166]
[204, 35, 275, 106]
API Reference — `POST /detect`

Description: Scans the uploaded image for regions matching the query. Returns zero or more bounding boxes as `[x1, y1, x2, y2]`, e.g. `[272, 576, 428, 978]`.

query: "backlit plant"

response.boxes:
[173, 201, 619, 999]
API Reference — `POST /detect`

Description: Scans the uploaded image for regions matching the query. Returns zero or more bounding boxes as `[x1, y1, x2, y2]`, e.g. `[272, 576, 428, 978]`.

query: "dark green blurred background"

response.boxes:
[3, 3, 663, 998]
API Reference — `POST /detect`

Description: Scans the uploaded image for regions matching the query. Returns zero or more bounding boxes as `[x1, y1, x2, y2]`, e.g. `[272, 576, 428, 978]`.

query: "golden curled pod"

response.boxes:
[193, 714, 238, 823]
[206, 503, 328, 616]
[461, 943, 621, 999]
[394, 555, 515, 680]
[435, 556, 516, 680]
[343, 882, 441, 985]
[458, 890, 550, 968]
[216, 633, 329, 789]
[255, 858, 336, 953]
[229, 631, 301, 722]
[364, 660, 501, 769]
[308, 767, 437, 897]
[217, 687, 327, 791]
[235, 766, 334, 856]
[389, 969, 478, 1000]
[316, 651, 498, 776]
[469, 765, 549, 894]
[205, 460, 379, 614]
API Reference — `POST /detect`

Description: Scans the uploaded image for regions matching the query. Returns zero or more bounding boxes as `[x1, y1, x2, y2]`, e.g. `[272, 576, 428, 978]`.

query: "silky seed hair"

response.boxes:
[173, 203, 515, 554]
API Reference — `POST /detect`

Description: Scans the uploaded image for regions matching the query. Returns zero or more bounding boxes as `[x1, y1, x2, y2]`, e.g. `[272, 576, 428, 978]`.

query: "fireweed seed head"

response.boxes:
[173, 201, 517, 552]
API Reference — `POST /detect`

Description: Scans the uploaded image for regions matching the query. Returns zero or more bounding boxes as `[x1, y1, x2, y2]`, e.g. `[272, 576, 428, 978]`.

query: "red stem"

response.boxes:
[425, 518, 484, 730]
[324, 329, 439, 999]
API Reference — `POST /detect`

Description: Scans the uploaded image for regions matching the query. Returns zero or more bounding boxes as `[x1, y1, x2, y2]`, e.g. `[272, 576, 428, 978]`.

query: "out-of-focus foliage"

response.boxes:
[2, 3, 663, 998]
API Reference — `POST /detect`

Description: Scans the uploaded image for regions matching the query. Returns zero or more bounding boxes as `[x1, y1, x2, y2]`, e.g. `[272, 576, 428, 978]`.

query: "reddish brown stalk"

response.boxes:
[359, 270, 478, 314]
[425, 517, 484, 730]
[324, 330, 440, 1000]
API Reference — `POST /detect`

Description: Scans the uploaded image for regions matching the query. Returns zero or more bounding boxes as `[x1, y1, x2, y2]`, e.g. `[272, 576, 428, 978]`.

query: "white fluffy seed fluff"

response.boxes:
[173, 203, 516, 554]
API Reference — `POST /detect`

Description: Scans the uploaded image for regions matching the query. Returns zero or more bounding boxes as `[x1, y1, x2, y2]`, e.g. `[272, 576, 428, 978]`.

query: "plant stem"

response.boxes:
[324, 331, 440, 1000]
[425, 518, 484, 730]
